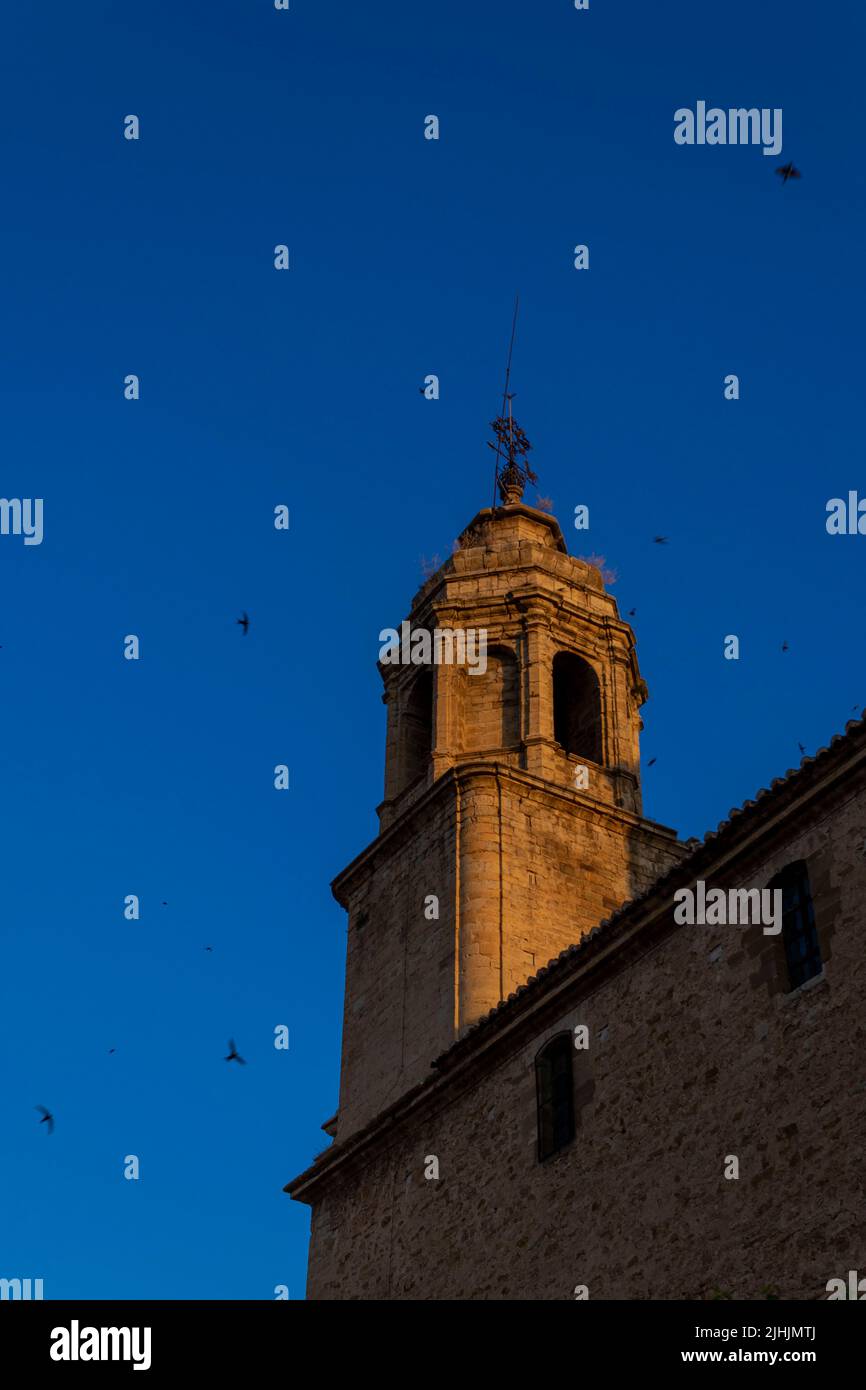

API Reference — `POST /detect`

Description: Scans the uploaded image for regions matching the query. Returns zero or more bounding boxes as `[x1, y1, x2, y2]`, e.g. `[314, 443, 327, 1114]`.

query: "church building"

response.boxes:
[286, 457, 866, 1300]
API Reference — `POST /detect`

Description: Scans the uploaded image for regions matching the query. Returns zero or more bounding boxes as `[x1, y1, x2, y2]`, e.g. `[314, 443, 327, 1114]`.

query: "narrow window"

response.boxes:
[400, 668, 433, 789]
[769, 861, 822, 990]
[552, 651, 602, 764]
[536, 1034, 575, 1161]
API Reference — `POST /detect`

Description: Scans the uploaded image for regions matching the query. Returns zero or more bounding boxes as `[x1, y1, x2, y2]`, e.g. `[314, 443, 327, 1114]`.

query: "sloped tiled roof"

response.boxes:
[288, 711, 866, 1196]
[433, 712, 866, 1070]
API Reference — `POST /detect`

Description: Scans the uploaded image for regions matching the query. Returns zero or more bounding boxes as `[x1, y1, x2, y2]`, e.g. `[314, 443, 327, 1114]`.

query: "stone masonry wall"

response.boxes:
[456, 767, 684, 1029]
[335, 789, 458, 1139]
[334, 764, 683, 1139]
[307, 779, 866, 1299]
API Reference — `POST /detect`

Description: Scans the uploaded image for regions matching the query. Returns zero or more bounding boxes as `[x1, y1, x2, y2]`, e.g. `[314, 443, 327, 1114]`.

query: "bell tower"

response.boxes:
[330, 466, 684, 1142]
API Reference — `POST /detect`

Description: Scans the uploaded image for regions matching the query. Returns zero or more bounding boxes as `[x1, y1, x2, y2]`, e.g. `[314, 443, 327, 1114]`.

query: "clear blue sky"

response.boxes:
[1, 0, 863, 1299]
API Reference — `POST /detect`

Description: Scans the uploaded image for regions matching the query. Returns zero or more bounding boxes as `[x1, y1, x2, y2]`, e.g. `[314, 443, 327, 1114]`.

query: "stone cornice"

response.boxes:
[333, 759, 680, 908]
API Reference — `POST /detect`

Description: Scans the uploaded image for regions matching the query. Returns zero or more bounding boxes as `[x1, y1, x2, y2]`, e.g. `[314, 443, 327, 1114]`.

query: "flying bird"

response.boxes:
[225, 1039, 246, 1065]
[798, 743, 806, 755]
[627, 608, 637, 617]
[776, 162, 801, 183]
[236, 612, 249, 635]
[35, 1106, 54, 1133]
[647, 758, 657, 767]
[653, 536, 668, 545]
[781, 641, 789, 653]
[108, 1048, 116, 1054]
[204, 946, 213, 952]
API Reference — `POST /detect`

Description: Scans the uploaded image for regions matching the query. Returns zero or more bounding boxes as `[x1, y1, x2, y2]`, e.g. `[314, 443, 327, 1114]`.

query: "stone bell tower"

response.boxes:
[330, 458, 684, 1142]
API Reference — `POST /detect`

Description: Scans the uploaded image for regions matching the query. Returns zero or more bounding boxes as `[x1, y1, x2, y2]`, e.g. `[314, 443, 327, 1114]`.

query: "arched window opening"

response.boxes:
[401, 669, 433, 789]
[463, 646, 520, 752]
[768, 860, 822, 990]
[553, 652, 602, 764]
[536, 1033, 575, 1161]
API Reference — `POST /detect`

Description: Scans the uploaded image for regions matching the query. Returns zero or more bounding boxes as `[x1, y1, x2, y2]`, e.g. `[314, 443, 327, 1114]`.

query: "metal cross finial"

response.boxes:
[489, 296, 537, 507]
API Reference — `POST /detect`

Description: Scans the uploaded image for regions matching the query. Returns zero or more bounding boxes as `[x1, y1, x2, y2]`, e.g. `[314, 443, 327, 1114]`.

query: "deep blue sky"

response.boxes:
[1, 0, 863, 1300]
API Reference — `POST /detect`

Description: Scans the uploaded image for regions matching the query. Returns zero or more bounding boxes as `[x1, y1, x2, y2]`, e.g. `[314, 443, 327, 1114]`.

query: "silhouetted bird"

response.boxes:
[108, 1048, 116, 1054]
[35, 1106, 54, 1134]
[647, 758, 657, 767]
[776, 162, 801, 182]
[205, 946, 213, 952]
[627, 608, 637, 617]
[236, 612, 249, 635]
[798, 743, 806, 755]
[418, 387, 426, 395]
[225, 1039, 246, 1065]
[782, 641, 789, 652]
[653, 537, 668, 545]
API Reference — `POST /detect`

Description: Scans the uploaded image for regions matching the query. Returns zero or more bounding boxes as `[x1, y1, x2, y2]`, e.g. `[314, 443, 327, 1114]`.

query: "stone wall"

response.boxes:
[304, 776, 866, 1299]
[332, 762, 683, 1139]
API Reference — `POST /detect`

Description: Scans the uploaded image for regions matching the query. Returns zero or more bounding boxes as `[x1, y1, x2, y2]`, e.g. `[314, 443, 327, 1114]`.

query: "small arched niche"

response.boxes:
[399, 668, 434, 790]
[462, 646, 520, 753]
[552, 651, 603, 764]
